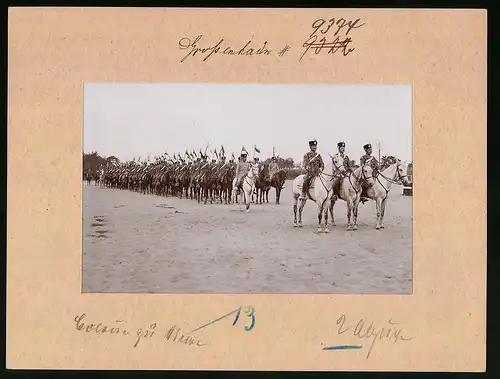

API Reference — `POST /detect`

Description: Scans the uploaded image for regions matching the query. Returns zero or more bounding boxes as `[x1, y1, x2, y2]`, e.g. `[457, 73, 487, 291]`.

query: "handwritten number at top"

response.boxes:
[310, 18, 366, 38]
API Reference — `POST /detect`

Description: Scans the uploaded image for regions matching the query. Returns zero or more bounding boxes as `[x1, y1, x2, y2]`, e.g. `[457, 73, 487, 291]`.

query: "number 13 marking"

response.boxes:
[232, 306, 256, 331]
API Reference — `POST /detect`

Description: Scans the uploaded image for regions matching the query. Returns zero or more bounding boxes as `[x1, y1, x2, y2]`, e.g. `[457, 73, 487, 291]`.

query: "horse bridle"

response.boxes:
[243, 165, 259, 186]
[348, 166, 373, 194]
[315, 156, 344, 192]
[373, 162, 409, 198]
[375, 162, 408, 185]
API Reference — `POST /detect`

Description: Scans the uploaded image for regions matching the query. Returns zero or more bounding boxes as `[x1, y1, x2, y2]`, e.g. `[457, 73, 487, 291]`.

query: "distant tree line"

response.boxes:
[83, 151, 119, 178]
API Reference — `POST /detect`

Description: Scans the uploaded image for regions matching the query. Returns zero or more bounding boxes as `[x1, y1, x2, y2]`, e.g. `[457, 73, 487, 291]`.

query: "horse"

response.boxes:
[362, 161, 410, 229]
[270, 168, 288, 204]
[255, 164, 271, 204]
[291, 154, 345, 233]
[328, 165, 375, 230]
[232, 163, 260, 212]
[84, 170, 93, 186]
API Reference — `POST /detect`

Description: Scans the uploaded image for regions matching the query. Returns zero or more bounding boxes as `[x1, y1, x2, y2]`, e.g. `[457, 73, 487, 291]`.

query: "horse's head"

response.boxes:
[361, 165, 375, 187]
[330, 153, 346, 176]
[259, 163, 270, 180]
[248, 163, 260, 178]
[395, 160, 410, 186]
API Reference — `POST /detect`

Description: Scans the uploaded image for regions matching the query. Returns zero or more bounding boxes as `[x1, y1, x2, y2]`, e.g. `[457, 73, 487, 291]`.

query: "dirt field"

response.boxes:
[82, 181, 413, 294]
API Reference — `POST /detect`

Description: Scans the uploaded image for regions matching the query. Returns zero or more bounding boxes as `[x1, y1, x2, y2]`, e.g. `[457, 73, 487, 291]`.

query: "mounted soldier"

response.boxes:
[332, 141, 352, 198]
[269, 156, 279, 181]
[359, 143, 379, 202]
[300, 139, 325, 200]
[234, 148, 251, 193]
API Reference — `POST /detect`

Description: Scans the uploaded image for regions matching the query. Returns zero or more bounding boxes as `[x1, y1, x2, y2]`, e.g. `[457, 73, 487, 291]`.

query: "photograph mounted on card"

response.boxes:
[7, 7, 486, 371]
[83, 83, 412, 294]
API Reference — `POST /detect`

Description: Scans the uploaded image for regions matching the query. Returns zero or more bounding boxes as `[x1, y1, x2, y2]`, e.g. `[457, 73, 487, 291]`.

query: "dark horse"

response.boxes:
[260, 168, 287, 204]
[255, 164, 271, 204]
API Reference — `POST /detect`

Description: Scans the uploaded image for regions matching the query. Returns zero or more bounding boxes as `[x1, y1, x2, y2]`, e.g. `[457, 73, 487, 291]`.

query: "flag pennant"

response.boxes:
[254, 146, 261, 154]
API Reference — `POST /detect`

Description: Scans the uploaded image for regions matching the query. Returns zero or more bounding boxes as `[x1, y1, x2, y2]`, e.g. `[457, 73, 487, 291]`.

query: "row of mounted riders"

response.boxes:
[84, 161, 289, 205]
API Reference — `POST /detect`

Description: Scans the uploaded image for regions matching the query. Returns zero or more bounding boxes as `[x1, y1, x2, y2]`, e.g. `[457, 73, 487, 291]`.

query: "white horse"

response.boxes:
[328, 165, 375, 230]
[291, 154, 345, 233]
[364, 161, 410, 229]
[232, 163, 260, 212]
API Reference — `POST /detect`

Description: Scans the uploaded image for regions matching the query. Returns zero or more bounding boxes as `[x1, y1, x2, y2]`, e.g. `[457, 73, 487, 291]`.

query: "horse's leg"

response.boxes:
[375, 197, 382, 229]
[245, 189, 251, 212]
[298, 198, 306, 227]
[204, 186, 209, 205]
[380, 198, 387, 228]
[346, 198, 353, 230]
[316, 199, 325, 233]
[352, 196, 360, 230]
[293, 195, 299, 227]
[329, 199, 336, 226]
[323, 199, 330, 233]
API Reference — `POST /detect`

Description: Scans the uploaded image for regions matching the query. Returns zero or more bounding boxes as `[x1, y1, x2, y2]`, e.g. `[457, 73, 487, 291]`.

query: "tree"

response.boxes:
[263, 156, 295, 169]
[83, 151, 107, 177]
[379, 155, 398, 170]
[106, 156, 120, 165]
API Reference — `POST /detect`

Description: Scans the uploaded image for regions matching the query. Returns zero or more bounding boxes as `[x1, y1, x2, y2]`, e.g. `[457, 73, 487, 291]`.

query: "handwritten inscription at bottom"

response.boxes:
[73, 313, 205, 348]
[324, 314, 414, 359]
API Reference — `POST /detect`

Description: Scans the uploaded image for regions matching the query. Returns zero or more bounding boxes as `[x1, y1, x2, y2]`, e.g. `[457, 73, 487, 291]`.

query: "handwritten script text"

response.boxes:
[300, 17, 365, 62]
[336, 314, 414, 359]
[179, 35, 271, 63]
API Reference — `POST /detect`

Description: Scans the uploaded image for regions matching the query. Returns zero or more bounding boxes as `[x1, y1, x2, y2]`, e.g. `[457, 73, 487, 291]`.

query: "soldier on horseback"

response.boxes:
[359, 143, 379, 202]
[300, 139, 325, 200]
[269, 156, 279, 181]
[234, 149, 251, 193]
[332, 141, 352, 199]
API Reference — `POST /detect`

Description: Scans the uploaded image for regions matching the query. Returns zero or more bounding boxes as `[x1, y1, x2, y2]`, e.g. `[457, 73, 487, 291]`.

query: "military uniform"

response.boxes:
[332, 142, 351, 197]
[360, 155, 379, 171]
[269, 158, 279, 181]
[300, 140, 324, 199]
[235, 153, 251, 189]
[359, 144, 379, 200]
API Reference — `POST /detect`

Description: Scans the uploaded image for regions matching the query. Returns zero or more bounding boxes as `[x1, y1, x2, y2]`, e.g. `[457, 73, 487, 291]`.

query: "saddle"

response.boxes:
[299, 175, 318, 201]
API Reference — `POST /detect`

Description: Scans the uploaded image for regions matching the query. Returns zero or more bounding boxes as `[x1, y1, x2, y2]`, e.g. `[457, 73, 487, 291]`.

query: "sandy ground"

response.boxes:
[82, 180, 413, 294]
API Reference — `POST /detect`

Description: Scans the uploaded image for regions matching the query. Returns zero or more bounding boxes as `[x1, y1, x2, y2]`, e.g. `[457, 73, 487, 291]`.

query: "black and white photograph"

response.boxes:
[83, 83, 413, 294]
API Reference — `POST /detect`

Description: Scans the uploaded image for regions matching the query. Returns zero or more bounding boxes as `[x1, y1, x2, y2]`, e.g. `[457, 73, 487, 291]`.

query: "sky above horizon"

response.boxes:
[83, 83, 412, 164]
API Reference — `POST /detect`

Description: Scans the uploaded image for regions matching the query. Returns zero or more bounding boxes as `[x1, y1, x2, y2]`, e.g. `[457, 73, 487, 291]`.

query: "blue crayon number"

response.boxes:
[242, 306, 256, 331]
[189, 305, 255, 334]
[232, 306, 255, 331]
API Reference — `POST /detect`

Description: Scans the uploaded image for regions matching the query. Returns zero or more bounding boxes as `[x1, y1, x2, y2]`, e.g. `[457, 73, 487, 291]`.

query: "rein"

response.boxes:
[374, 163, 408, 199]
[315, 156, 343, 197]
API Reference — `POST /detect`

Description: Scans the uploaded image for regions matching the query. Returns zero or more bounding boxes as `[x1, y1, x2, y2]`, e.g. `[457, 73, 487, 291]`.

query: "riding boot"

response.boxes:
[360, 186, 368, 203]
